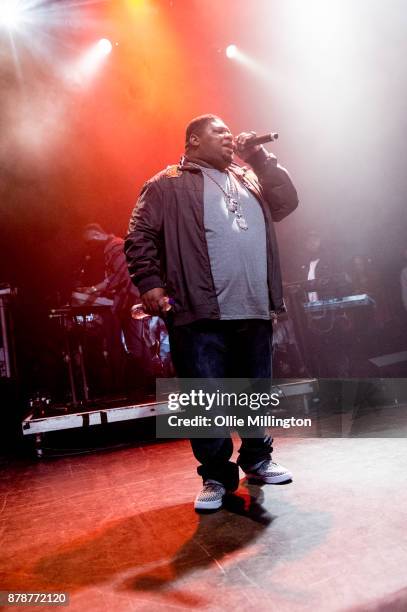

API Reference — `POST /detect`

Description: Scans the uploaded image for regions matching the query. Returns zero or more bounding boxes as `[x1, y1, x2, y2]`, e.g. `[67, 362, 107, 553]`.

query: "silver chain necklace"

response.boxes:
[192, 164, 249, 230]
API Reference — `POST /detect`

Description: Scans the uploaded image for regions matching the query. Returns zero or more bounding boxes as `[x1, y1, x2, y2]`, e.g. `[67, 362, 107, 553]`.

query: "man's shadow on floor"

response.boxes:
[123, 481, 276, 606]
[25, 479, 329, 608]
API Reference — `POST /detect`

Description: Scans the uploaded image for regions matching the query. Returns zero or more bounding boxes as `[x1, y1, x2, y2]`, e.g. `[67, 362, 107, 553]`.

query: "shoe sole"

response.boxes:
[245, 472, 293, 484]
[194, 498, 224, 511]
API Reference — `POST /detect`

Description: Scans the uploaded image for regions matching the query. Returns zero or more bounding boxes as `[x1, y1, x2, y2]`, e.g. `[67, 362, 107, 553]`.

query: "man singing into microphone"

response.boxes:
[125, 114, 299, 511]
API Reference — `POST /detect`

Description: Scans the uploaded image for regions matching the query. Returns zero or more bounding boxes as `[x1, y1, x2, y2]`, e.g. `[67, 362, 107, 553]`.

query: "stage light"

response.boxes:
[226, 44, 238, 59]
[225, 44, 269, 78]
[64, 38, 114, 86]
[96, 38, 113, 56]
[0, 1, 22, 30]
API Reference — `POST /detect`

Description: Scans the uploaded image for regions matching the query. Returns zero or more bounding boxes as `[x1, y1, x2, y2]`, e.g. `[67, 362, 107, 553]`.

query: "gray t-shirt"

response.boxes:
[200, 166, 270, 320]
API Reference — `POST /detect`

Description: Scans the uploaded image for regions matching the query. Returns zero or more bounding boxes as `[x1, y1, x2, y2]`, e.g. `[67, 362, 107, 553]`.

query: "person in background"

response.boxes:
[78, 224, 161, 395]
[296, 230, 351, 378]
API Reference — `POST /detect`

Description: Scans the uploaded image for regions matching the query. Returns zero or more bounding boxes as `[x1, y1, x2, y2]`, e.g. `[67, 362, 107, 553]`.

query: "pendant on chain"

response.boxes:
[236, 216, 249, 230]
[226, 197, 238, 213]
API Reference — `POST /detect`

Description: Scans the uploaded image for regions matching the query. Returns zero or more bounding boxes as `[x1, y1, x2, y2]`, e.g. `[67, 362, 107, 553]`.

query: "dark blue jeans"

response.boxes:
[168, 319, 274, 491]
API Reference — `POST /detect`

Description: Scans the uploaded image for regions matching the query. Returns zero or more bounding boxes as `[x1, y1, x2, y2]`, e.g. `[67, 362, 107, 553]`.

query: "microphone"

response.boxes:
[240, 132, 279, 148]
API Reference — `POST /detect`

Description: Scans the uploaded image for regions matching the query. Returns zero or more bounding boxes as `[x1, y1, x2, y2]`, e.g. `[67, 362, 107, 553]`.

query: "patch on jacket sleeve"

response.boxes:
[243, 168, 258, 183]
[165, 165, 182, 178]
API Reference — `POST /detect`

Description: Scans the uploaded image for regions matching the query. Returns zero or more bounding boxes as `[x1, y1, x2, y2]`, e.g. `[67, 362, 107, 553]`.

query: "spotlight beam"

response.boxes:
[225, 43, 270, 79]
[226, 44, 238, 59]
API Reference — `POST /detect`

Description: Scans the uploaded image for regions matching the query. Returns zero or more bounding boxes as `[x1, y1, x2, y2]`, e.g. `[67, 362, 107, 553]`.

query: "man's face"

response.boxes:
[191, 118, 234, 169]
[305, 235, 321, 255]
[83, 230, 106, 244]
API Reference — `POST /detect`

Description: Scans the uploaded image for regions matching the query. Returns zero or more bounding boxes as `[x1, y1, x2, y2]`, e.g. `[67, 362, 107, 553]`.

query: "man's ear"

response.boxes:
[189, 133, 200, 148]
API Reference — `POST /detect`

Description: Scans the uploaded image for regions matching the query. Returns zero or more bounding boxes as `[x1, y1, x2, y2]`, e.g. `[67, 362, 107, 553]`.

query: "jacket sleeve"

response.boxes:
[246, 147, 299, 222]
[124, 180, 165, 296]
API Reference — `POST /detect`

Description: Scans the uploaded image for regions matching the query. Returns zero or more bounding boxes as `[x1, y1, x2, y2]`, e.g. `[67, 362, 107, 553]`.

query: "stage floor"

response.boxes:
[1, 436, 406, 611]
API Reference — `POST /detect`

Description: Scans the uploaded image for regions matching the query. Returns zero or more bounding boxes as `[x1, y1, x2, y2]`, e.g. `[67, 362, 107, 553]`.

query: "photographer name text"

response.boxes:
[167, 415, 312, 429]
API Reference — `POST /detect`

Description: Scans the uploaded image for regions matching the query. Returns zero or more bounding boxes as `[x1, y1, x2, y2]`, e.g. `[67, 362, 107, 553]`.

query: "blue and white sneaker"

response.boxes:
[194, 479, 226, 511]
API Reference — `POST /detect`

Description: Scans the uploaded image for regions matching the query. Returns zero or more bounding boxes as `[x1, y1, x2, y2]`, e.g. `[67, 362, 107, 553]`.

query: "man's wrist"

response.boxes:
[138, 277, 165, 296]
[245, 146, 276, 173]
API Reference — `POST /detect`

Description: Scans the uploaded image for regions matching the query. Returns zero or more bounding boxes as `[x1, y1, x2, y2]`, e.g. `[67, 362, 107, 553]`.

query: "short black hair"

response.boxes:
[185, 114, 222, 147]
[83, 223, 106, 234]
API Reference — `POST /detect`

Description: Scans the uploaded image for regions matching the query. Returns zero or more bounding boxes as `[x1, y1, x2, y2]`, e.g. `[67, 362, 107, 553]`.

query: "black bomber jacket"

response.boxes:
[124, 148, 299, 326]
